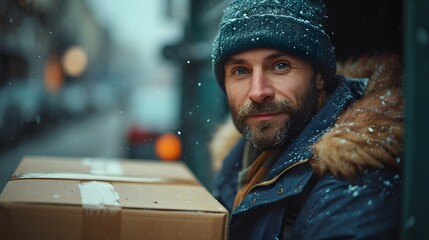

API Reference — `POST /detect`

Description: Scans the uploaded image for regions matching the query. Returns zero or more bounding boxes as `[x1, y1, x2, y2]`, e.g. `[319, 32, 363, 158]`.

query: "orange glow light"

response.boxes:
[155, 133, 182, 161]
[44, 55, 64, 94]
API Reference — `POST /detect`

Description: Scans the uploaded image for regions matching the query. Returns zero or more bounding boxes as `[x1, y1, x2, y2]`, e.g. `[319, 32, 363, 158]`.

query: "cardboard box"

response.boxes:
[0, 156, 228, 240]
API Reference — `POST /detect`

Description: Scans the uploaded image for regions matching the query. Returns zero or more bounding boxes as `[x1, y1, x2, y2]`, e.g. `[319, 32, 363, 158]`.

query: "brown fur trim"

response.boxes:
[311, 54, 404, 181]
[209, 116, 241, 173]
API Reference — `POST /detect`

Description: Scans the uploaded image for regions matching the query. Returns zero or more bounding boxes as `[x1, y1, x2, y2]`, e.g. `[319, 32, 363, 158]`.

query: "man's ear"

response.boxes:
[315, 72, 326, 109]
[315, 72, 324, 90]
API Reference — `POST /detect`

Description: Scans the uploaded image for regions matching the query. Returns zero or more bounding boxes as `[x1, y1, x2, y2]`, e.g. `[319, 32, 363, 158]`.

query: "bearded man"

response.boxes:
[209, 0, 403, 239]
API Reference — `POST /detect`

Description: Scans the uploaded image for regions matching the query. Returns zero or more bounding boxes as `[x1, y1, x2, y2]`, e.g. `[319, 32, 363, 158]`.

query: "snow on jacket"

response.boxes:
[210, 55, 403, 240]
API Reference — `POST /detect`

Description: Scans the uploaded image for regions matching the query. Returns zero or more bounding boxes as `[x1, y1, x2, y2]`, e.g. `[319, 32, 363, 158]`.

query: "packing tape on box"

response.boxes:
[10, 172, 199, 185]
[79, 181, 121, 240]
[79, 181, 120, 206]
[81, 157, 124, 175]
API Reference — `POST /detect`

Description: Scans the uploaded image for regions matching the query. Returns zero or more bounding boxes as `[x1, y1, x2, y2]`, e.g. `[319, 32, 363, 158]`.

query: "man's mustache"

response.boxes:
[237, 100, 297, 119]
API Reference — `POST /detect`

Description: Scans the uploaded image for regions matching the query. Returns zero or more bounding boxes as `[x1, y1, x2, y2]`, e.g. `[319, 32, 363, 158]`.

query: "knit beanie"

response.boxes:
[212, 0, 336, 92]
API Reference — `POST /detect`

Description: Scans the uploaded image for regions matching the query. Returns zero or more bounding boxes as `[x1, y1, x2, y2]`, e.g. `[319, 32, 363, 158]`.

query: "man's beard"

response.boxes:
[230, 83, 319, 151]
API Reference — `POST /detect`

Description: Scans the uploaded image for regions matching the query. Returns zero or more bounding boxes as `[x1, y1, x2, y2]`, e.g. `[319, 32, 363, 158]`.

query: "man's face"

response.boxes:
[224, 48, 324, 151]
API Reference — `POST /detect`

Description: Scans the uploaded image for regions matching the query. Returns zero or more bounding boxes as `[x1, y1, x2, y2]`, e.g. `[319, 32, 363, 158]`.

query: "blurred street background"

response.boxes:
[0, 0, 231, 190]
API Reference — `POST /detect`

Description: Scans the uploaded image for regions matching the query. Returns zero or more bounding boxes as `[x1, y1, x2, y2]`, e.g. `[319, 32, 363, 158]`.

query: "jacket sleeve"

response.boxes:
[293, 171, 401, 240]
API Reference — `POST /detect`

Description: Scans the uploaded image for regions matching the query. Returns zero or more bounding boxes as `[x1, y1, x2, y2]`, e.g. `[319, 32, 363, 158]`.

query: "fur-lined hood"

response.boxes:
[209, 55, 404, 181]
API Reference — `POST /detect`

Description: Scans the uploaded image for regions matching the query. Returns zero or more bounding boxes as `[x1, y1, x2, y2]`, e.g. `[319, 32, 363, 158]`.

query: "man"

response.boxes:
[209, 0, 403, 239]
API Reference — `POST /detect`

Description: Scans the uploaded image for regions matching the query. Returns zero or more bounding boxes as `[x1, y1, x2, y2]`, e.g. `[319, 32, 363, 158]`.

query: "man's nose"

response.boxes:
[248, 69, 274, 103]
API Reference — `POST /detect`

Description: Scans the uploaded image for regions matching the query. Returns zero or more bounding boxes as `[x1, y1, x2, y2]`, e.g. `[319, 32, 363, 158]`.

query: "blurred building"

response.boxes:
[0, 0, 119, 149]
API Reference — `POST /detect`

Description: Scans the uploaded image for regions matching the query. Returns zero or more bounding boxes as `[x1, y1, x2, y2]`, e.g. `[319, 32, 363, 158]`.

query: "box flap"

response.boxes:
[1, 156, 228, 214]
[14, 156, 197, 183]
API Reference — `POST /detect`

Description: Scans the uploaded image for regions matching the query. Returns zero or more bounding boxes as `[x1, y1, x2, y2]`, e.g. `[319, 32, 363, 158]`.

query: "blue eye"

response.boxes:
[273, 62, 289, 71]
[233, 68, 248, 76]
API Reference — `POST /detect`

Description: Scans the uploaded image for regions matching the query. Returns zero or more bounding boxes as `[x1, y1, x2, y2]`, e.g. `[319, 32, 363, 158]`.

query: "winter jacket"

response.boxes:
[210, 55, 403, 240]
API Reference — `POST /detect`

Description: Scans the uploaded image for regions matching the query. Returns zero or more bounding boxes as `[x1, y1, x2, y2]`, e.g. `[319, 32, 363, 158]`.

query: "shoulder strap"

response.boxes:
[281, 174, 318, 240]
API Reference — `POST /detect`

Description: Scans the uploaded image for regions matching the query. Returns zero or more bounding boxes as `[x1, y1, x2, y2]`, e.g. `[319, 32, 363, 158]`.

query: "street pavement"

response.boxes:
[0, 109, 130, 191]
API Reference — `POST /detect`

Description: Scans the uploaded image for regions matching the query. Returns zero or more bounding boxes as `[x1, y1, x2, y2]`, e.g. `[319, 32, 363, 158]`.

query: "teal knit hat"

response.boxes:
[212, 0, 336, 92]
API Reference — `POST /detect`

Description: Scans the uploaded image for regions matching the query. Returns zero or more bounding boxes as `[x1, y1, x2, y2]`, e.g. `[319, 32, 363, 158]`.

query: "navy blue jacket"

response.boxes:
[213, 77, 402, 240]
